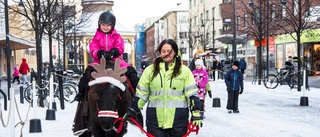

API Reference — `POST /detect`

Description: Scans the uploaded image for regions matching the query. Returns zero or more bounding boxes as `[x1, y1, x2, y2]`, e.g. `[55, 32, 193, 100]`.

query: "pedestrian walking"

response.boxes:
[224, 61, 244, 113]
[239, 57, 247, 74]
[192, 59, 209, 118]
[19, 58, 30, 84]
[12, 66, 20, 84]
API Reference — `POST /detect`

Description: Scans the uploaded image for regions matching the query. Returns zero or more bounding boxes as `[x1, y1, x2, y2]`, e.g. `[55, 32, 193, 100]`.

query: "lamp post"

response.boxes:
[201, 17, 221, 53]
[232, 0, 237, 61]
[4, 0, 12, 99]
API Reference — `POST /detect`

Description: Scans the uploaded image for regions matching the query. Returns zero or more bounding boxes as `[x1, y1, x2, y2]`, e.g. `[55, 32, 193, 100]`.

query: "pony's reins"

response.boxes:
[113, 116, 200, 137]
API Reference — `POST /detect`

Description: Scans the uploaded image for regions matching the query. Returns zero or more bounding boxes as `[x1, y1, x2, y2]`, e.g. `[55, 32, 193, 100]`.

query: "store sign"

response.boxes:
[276, 29, 320, 44]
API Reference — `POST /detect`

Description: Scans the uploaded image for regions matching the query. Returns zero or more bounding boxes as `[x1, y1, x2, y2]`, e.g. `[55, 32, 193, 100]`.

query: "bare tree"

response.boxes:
[274, 0, 320, 91]
[236, 0, 282, 85]
[7, 0, 93, 107]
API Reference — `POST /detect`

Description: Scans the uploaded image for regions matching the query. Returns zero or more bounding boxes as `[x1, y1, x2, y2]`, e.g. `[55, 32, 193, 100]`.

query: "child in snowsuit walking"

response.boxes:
[12, 66, 20, 84]
[224, 60, 244, 113]
[192, 59, 209, 118]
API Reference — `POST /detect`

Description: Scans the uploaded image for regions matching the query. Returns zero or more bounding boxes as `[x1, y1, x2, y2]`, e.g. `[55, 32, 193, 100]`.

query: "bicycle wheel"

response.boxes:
[23, 85, 33, 102]
[287, 75, 303, 89]
[264, 74, 279, 89]
[56, 83, 78, 102]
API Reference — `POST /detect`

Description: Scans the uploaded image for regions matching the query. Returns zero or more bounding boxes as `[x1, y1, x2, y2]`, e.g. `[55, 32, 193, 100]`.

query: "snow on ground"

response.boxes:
[1, 80, 320, 137]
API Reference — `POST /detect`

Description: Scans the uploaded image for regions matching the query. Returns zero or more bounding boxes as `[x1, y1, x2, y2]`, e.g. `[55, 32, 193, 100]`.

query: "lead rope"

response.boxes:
[125, 118, 199, 137]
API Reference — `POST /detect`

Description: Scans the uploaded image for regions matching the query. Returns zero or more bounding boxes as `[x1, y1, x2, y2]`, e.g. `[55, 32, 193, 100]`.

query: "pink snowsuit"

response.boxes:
[89, 28, 129, 68]
[192, 68, 209, 100]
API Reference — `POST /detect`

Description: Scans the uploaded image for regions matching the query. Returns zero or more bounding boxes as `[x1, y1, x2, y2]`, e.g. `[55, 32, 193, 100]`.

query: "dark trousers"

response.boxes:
[200, 100, 205, 111]
[12, 76, 20, 84]
[226, 90, 239, 111]
[241, 69, 245, 74]
[147, 126, 188, 137]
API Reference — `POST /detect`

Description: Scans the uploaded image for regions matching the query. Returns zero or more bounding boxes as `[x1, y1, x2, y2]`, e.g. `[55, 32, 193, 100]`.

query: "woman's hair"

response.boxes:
[151, 39, 181, 81]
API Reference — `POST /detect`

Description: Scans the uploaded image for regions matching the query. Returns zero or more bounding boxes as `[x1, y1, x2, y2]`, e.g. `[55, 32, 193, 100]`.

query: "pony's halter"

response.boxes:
[98, 110, 119, 118]
[89, 57, 127, 119]
[89, 57, 128, 91]
[89, 76, 125, 91]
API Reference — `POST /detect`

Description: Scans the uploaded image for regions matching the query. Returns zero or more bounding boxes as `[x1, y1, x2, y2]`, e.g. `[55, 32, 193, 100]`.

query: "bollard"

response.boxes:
[45, 109, 56, 120]
[20, 86, 24, 104]
[29, 80, 42, 133]
[45, 74, 56, 120]
[300, 69, 309, 106]
[29, 119, 42, 133]
[212, 97, 221, 107]
[300, 96, 309, 106]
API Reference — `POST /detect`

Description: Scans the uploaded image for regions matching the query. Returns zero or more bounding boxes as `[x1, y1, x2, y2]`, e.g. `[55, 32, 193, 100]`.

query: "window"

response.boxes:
[200, 13, 203, 21]
[223, 0, 231, 3]
[244, 14, 248, 28]
[282, 5, 286, 19]
[189, 0, 192, 9]
[212, 7, 215, 18]
[194, 16, 198, 26]
[294, 0, 298, 16]
[271, 4, 276, 21]
[206, 10, 209, 20]
[237, 16, 241, 30]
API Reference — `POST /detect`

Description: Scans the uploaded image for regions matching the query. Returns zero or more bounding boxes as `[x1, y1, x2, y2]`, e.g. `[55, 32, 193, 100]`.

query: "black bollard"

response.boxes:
[45, 109, 56, 120]
[212, 97, 221, 107]
[20, 86, 24, 104]
[300, 96, 309, 106]
[29, 119, 42, 133]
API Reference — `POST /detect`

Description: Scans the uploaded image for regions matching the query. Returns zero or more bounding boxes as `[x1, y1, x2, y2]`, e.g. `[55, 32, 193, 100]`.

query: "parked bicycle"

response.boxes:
[263, 66, 302, 89]
[24, 75, 78, 103]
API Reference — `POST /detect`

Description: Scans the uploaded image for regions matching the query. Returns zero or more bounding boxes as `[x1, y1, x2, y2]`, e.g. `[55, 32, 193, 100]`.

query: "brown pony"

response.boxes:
[85, 58, 133, 137]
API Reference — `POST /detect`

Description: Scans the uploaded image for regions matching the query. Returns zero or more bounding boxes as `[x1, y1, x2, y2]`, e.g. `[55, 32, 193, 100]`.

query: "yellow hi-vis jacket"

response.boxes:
[136, 62, 199, 129]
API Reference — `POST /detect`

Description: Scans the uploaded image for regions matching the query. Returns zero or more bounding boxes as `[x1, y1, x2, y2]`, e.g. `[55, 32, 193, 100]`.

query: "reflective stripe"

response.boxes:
[148, 100, 188, 108]
[136, 94, 149, 101]
[185, 84, 197, 92]
[137, 85, 150, 93]
[150, 90, 163, 96]
[148, 100, 164, 108]
[166, 90, 184, 96]
[167, 100, 188, 108]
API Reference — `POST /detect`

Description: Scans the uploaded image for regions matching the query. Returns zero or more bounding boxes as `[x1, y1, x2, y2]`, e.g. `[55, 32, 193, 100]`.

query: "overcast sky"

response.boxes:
[113, 0, 185, 29]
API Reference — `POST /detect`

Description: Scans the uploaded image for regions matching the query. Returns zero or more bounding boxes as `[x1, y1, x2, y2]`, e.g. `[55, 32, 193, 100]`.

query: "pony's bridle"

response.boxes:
[89, 76, 126, 118]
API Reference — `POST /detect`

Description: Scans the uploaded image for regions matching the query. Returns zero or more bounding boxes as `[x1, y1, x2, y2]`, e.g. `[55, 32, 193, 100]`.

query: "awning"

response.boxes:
[215, 34, 247, 44]
[0, 33, 35, 50]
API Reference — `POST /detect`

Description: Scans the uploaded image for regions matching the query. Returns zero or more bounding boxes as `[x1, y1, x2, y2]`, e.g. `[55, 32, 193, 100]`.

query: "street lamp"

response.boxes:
[201, 16, 221, 53]
[4, 0, 12, 99]
[232, 0, 237, 61]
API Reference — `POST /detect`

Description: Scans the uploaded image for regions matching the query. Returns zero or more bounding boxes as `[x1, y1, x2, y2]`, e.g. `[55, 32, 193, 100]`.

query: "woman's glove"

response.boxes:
[191, 110, 203, 127]
[207, 90, 212, 98]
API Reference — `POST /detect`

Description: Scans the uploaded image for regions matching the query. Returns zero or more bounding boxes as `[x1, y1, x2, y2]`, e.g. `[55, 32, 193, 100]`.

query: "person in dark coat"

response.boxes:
[238, 57, 247, 74]
[224, 61, 244, 113]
